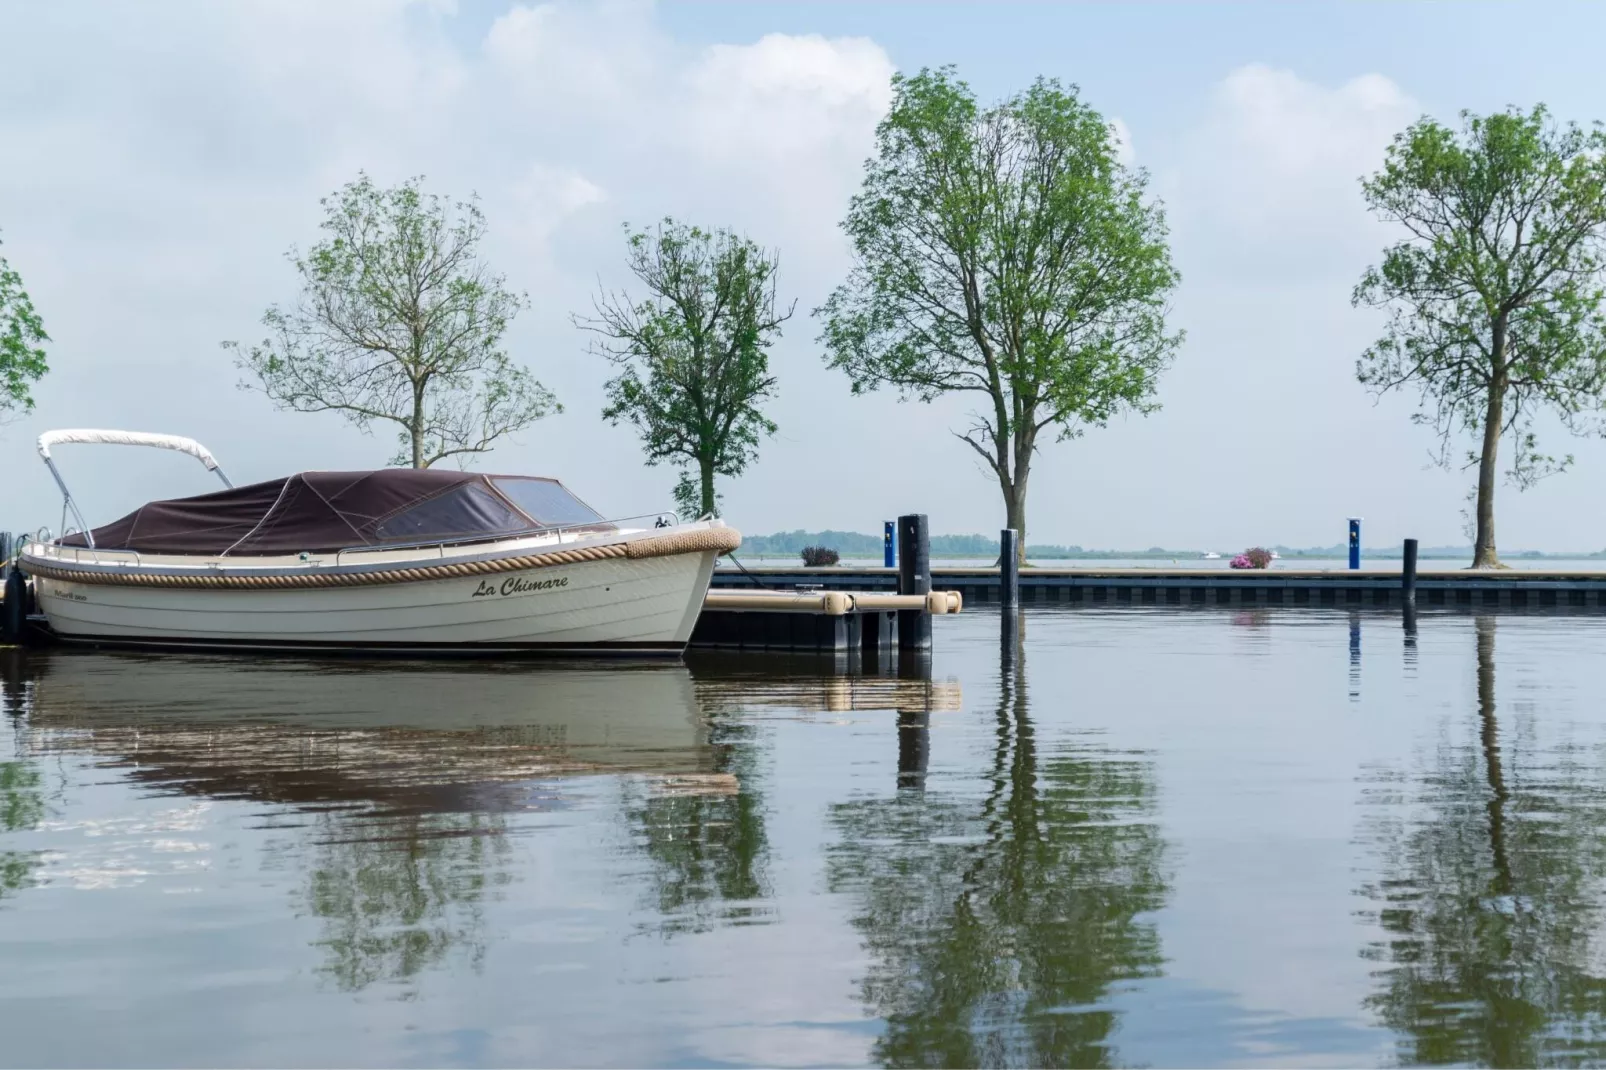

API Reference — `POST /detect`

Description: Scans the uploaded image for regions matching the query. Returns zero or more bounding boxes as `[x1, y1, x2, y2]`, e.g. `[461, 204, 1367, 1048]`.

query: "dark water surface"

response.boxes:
[6, 608, 1606, 1068]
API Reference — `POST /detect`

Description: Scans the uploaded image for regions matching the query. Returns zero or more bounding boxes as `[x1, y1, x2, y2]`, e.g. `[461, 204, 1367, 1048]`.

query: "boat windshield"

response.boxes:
[373, 482, 527, 544]
[492, 478, 608, 528]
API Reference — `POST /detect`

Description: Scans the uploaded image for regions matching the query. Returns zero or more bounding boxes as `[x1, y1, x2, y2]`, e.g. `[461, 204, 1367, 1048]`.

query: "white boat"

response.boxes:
[1201, 551, 1221, 560]
[17, 429, 739, 656]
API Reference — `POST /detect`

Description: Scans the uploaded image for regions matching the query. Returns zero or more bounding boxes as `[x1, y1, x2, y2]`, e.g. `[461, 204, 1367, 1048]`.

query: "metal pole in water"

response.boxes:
[1000, 529, 1019, 613]
[1000, 528, 1021, 665]
[897, 513, 931, 651]
[1348, 518, 1362, 570]
[883, 520, 895, 568]
[1402, 537, 1418, 606]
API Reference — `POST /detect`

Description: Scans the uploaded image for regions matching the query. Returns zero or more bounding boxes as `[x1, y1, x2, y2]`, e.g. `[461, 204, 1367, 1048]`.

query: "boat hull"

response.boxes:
[30, 549, 718, 656]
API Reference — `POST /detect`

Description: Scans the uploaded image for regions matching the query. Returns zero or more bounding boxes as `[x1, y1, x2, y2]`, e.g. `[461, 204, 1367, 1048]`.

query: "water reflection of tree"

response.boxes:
[828, 647, 1169, 1068]
[299, 810, 511, 991]
[0, 758, 43, 902]
[1, 650, 42, 903]
[1359, 615, 1606, 1065]
[625, 717, 770, 935]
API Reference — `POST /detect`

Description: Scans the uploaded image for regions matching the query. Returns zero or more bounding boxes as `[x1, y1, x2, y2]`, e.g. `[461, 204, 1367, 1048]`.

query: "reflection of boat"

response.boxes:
[16, 651, 716, 811]
[19, 430, 738, 655]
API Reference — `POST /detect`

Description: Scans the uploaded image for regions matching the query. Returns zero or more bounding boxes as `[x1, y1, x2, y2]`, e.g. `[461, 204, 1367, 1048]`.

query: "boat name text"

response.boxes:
[472, 575, 570, 598]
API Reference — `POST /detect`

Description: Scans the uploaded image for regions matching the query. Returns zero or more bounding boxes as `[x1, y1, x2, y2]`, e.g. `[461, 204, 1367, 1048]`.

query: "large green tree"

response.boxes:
[818, 68, 1181, 562]
[228, 173, 558, 468]
[1355, 106, 1606, 568]
[577, 220, 792, 518]
[0, 233, 49, 422]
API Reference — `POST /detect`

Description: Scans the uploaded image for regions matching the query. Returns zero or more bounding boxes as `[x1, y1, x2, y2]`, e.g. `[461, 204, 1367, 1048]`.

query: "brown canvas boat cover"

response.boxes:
[59, 470, 607, 556]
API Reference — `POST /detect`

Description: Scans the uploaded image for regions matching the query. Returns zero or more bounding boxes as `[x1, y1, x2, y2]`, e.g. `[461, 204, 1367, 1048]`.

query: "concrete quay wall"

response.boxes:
[711, 566, 1606, 608]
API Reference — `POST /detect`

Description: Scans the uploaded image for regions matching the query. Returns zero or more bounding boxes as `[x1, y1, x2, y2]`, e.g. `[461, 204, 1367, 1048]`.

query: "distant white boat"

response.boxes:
[1201, 551, 1221, 560]
[1270, 551, 1281, 560]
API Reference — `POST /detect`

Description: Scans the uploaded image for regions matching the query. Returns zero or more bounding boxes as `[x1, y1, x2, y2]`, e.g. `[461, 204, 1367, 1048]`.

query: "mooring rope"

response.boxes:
[23, 526, 741, 591]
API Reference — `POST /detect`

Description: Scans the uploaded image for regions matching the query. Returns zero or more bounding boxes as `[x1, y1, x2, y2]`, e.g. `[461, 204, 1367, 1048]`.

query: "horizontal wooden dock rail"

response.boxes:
[711, 566, 1606, 609]
[691, 586, 961, 654]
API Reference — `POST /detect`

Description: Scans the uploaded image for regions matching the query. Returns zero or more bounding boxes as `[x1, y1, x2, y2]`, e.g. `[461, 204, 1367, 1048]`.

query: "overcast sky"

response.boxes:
[5, 1, 1606, 551]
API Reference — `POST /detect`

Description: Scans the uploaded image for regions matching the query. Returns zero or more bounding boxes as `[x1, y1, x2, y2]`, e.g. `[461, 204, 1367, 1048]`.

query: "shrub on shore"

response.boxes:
[801, 546, 840, 567]
[1230, 547, 1273, 570]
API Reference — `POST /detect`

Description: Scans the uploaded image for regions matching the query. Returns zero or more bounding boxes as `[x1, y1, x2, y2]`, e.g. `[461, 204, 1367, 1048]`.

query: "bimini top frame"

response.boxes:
[37, 429, 233, 549]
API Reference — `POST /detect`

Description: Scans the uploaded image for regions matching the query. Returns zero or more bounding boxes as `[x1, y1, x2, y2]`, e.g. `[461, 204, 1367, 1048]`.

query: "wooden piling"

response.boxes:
[897, 513, 931, 651]
[1402, 538, 1418, 605]
[1000, 529, 1019, 613]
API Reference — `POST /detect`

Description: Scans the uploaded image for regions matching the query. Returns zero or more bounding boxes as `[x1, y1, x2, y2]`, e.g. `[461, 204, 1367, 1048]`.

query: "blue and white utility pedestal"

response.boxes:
[1348, 518, 1362, 570]
[884, 521, 896, 568]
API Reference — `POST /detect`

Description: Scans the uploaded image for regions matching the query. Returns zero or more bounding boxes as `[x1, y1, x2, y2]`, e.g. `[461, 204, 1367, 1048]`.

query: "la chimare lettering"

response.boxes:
[472, 575, 570, 598]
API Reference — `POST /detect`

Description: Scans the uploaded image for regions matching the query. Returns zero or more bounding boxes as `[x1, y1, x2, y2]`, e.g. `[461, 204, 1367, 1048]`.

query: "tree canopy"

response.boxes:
[228, 174, 557, 468]
[817, 67, 1181, 561]
[577, 220, 792, 518]
[0, 234, 49, 423]
[1355, 105, 1606, 567]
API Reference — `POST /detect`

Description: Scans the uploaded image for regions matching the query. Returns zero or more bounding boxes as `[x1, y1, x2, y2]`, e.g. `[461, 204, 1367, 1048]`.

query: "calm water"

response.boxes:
[5, 608, 1606, 1067]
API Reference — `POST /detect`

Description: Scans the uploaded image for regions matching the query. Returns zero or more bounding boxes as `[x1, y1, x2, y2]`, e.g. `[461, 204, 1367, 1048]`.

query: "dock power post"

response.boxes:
[1348, 518, 1362, 570]
[883, 521, 895, 568]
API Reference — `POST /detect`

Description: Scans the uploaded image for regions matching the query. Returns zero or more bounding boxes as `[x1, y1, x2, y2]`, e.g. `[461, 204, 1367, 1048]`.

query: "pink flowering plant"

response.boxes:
[1229, 547, 1274, 570]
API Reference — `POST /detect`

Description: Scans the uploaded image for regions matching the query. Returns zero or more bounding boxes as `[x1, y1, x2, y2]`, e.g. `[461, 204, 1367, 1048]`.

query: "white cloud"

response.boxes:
[0, 0, 895, 527]
[1109, 117, 1136, 167]
[508, 164, 607, 249]
[1168, 64, 1419, 281]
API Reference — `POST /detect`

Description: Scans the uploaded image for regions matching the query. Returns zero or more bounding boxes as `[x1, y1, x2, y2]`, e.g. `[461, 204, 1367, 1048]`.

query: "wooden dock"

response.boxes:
[711, 565, 1606, 609]
[691, 588, 961, 654]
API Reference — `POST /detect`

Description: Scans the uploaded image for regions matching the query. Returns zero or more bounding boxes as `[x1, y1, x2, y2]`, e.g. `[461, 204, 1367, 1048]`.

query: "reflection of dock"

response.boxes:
[690, 661, 960, 715]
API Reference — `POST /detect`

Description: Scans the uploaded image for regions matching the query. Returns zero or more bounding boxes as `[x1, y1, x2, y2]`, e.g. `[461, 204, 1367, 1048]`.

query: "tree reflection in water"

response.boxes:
[1, 651, 43, 903]
[828, 643, 1169, 1068]
[624, 716, 771, 936]
[299, 810, 512, 992]
[1359, 615, 1606, 1065]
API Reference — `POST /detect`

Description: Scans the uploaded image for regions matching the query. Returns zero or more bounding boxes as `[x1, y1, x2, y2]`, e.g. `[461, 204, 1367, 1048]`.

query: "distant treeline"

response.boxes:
[738, 532, 1606, 559]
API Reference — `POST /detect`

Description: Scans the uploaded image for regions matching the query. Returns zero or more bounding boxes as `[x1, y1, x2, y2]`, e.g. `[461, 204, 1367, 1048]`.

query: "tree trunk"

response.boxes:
[699, 459, 716, 518]
[1004, 481, 1028, 569]
[1475, 616, 1512, 893]
[1472, 376, 1505, 568]
[410, 386, 426, 469]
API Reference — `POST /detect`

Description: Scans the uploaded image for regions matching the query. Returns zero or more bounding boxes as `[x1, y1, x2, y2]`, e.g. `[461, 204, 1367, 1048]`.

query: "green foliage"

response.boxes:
[1, 759, 45, 903]
[1355, 106, 1606, 567]
[227, 173, 558, 468]
[625, 718, 771, 937]
[578, 219, 793, 518]
[304, 811, 509, 991]
[828, 654, 1168, 1066]
[0, 234, 49, 421]
[1359, 618, 1606, 1064]
[817, 67, 1181, 558]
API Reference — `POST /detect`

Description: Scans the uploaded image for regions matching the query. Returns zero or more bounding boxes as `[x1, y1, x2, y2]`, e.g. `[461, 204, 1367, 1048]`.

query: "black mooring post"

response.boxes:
[2, 567, 26, 646]
[897, 513, 931, 651]
[1000, 528, 1019, 613]
[1402, 538, 1419, 606]
[897, 709, 930, 790]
